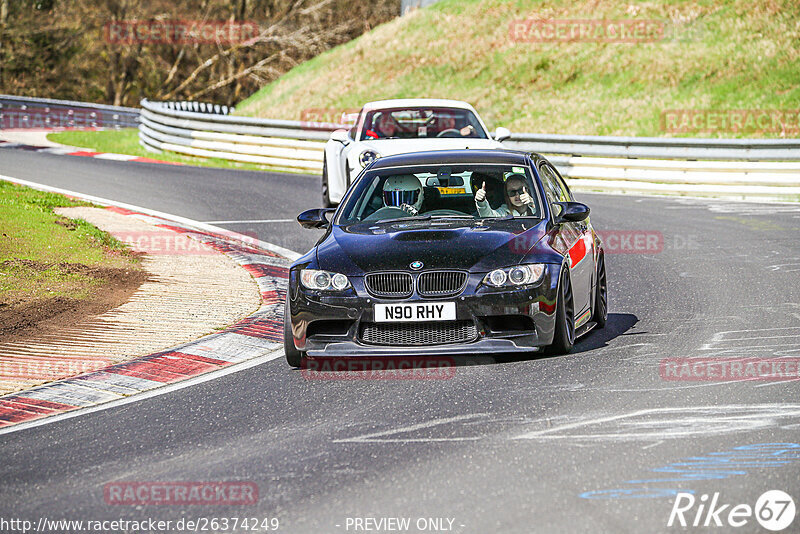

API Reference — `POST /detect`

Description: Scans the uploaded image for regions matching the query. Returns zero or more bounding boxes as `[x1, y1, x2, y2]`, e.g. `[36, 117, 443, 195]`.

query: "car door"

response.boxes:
[539, 162, 594, 321]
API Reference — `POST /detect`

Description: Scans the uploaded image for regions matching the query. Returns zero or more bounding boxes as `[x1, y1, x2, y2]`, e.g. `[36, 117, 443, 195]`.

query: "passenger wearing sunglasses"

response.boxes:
[474, 174, 537, 217]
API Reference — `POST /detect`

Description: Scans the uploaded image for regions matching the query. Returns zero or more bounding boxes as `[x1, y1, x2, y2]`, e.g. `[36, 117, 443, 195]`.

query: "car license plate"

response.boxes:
[375, 302, 456, 323]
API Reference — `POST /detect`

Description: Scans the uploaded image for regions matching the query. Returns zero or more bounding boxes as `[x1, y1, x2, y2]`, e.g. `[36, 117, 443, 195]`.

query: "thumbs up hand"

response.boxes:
[519, 186, 533, 206]
[475, 181, 487, 202]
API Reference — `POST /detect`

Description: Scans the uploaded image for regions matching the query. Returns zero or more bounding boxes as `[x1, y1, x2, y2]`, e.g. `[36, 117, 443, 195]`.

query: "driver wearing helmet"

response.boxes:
[383, 174, 425, 216]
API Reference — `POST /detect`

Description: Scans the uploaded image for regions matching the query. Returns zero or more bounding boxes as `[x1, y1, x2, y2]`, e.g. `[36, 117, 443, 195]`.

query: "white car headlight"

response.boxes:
[300, 269, 351, 291]
[359, 150, 379, 168]
[483, 264, 545, 288]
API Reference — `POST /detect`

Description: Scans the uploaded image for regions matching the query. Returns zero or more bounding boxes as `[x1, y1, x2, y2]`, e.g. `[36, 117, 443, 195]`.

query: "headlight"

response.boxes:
[359, 150, 379, 168]
[300, 269, 351, 291]
[483, 264, 545, 288]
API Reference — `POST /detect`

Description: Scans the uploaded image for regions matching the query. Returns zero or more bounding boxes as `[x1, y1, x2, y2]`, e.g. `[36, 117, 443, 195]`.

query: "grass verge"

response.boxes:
[0, 181, 141, 319]
[236, 0, 800, 139]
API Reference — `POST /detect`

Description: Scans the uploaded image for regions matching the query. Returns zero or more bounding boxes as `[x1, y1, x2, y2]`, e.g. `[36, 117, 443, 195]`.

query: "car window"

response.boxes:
[538, 163, 562, 209]
[546, 163, 574, 202]
[359, 107, 488, 140]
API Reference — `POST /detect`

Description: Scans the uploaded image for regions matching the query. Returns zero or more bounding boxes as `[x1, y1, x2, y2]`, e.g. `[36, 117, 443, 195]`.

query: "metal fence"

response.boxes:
[3, 95, 797, 199]
[0, 94, 139, 130]
[139, 99, 800, 199]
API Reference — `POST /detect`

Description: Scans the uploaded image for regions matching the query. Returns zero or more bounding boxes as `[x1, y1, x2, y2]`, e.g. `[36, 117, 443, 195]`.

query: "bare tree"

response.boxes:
[0, 0, 399, 106]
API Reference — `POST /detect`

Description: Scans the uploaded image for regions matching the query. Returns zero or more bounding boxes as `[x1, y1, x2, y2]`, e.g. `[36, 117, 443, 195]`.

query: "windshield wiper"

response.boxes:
[373, 214, 432, 224]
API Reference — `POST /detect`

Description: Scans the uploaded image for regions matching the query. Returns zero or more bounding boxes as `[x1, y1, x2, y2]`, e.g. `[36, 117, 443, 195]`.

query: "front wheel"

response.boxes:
[284, 297, 305, 367]
[546, 267, 575, 354]
[593, 254, 607, 329]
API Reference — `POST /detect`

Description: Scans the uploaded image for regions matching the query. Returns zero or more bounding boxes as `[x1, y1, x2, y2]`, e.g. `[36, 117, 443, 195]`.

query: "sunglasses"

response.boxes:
[507, 188, 525, 197]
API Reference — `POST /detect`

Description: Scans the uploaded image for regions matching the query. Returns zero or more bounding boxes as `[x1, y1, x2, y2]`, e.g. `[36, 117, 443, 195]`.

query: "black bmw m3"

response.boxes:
[284, 149, 607, 366]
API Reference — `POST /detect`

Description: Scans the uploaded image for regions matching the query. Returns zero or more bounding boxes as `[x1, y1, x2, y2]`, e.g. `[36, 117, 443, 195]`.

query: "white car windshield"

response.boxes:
[359, 108, 488, 141]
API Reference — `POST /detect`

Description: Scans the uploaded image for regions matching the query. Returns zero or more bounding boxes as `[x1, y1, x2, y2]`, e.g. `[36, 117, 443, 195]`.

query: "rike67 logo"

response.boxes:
[668, 490, 795, 531]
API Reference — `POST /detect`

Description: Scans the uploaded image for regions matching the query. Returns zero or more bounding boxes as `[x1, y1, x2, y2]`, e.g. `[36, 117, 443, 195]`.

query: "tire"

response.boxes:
[284, 297, 304, 367]
[547, 267, 575, 354]
[322, 158, 333, 208]
[593, 254, 607, 329]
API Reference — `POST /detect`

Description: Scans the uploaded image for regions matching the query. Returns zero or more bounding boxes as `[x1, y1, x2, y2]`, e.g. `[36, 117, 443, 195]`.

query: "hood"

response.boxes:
[354, 138, 503, 159]
[315, 219, 550, 275]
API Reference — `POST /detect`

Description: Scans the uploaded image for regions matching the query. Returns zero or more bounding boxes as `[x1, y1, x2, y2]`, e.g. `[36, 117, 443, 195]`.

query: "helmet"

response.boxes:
[383, 174, 424, 211]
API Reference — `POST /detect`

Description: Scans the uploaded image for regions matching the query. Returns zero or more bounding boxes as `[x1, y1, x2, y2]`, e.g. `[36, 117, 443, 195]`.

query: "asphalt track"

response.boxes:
[1, 148, 800, 533]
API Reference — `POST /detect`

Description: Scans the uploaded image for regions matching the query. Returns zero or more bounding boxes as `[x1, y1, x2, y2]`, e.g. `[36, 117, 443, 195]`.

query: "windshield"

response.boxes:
[336, 164, 543, 225]
[359, 107, 488, 141]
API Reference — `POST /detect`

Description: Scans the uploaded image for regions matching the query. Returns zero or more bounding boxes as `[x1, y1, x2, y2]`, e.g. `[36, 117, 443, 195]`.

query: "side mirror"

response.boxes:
[297, 208, 336, 229]
[494, 127, 511, 142]
[330, 129, 351, 145]
[553, 202, 590, 223]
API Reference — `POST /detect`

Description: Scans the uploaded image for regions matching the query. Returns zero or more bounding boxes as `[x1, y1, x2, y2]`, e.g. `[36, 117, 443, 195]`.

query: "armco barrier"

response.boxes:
[1, 94, 139, 129]
[139, 100, 800, 200]
[138, 99, 337, 172]
[138, 99, 800, 199]
[503, 133, 800, 161]
[5, 96, 795, 199]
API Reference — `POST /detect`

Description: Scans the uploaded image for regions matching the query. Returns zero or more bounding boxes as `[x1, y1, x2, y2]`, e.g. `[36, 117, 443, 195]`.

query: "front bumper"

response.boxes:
[287, 267, 560, 357]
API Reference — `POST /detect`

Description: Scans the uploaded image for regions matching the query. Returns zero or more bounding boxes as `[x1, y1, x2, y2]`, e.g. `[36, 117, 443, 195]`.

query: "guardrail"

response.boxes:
[139, 99, 339, 172]
[140, 99, 800, 200]
[504, 133, 800, 161]
[0, 94, 139, 129]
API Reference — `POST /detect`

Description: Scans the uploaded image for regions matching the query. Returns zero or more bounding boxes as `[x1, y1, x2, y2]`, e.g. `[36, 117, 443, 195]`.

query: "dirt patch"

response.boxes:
[0, 259, 149, 342]
[54, 216, 80, 230]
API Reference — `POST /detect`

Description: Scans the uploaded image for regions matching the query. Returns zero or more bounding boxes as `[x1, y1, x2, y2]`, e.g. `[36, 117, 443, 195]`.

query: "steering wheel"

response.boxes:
[436, 128, 461, 138]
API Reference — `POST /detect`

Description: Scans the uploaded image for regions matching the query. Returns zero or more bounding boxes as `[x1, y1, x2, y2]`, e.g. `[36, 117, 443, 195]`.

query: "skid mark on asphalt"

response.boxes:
[665, 198, 800, 216]
[334, 405, 800, 444]
[513, 405, 800, 442]
[699, 326, 800, 356]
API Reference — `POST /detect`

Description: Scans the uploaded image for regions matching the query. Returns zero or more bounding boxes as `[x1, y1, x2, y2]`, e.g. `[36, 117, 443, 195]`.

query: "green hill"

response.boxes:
[235, 0, 800, 138]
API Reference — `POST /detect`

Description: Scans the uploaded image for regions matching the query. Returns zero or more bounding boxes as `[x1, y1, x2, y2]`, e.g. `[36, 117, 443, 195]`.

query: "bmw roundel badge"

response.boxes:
[410, 260, 423, 270]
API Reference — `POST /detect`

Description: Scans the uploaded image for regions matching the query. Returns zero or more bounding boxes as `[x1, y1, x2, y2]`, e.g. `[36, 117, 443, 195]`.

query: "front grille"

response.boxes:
[365, 272, 413, 298]
[360, 321, 478, 346]
[418, 271, 468, 297]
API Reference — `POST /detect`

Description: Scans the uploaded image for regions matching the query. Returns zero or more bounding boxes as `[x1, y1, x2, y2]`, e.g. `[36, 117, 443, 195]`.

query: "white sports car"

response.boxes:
[322, 99, 510, 206]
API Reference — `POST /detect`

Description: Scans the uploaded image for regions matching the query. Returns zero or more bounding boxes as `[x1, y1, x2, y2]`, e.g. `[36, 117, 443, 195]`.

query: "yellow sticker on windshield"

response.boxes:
[437, 187, 466, 195]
